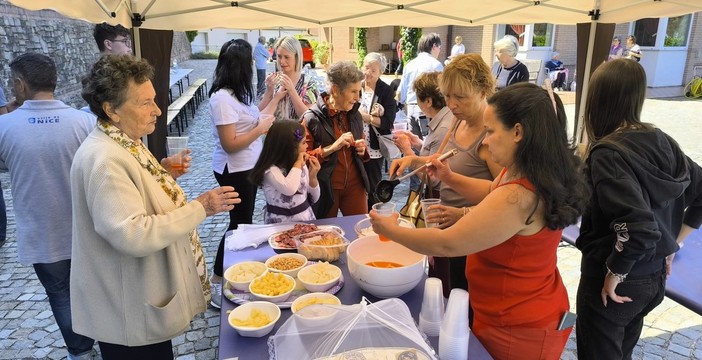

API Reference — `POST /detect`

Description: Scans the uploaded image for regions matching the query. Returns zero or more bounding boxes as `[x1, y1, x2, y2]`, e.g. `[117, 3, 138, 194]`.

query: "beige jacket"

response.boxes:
[70, 129, 207, 346]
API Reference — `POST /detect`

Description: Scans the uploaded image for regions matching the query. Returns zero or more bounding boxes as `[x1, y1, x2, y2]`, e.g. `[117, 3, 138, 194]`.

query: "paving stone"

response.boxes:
[668, 343, 692, 356]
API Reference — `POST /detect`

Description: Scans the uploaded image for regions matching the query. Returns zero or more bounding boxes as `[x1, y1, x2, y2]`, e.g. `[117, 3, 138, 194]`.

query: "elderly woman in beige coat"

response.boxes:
[70, 55, 240, 359]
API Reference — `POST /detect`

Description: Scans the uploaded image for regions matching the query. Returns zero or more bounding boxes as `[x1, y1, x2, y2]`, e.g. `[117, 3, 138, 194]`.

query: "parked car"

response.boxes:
[299, 39, 315, 69]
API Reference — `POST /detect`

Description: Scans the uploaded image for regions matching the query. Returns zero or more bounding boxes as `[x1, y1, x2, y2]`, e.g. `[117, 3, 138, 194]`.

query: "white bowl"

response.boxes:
[291, 293, 341, 328]
[248, 272, 295, 303]
[265, 253, 308, 278]
[228, 301, 281, 337]
[223, 261, 267, 291]
[354, 217, 416, 238]
[346, 235, 426, 298]
[296, 262, 342, 292]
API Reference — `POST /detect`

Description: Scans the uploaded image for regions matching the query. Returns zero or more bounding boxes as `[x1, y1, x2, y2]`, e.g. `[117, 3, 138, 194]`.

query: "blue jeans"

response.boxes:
[576, 271, 665, 360]
[256, 69, 266, 96]
[33, 260, 95, 357]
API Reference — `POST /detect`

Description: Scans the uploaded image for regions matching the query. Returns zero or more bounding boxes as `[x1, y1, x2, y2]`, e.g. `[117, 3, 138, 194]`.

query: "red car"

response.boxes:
[269, 38, 316, 68]
[299, 39, 315, 69]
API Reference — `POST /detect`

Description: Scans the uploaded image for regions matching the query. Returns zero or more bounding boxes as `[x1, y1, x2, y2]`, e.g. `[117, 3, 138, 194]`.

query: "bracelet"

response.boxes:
[606, 265, 627, 283]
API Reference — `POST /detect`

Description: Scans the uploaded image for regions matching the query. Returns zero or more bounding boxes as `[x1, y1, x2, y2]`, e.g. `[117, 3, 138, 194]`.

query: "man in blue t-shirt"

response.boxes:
[0, 53, 96, 359]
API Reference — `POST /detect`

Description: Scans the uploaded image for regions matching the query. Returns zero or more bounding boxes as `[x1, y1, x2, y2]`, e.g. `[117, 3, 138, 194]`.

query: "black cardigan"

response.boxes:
[365, 79, 397, 150]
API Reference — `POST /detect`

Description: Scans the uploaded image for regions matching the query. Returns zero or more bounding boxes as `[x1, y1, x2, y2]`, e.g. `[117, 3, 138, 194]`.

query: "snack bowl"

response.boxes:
[354, 217, 416, 237]
[295, 230, 350, 262]
[228, 301, 281, 337]
[346, 235, 426, 298]
[264, 253, 308, 278]
[248, 272, 296, 303]
[296, 262, 342, 292]
[223, 261, 268, 291]
[291, 293, 341, 328]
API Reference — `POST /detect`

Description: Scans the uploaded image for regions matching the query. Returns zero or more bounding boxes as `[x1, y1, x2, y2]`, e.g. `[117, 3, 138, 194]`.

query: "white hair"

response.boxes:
[363, 52, 387, 72]
[494, 36, 519, 58]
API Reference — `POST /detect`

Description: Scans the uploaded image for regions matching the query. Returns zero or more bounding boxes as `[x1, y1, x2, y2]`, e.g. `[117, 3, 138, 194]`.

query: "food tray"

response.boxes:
[223, 262, 344, 309]
[268, 224, 345, 253]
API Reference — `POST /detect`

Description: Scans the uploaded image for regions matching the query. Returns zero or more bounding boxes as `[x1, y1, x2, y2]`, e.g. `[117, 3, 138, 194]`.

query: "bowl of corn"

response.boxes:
[228, 301, 281, 337]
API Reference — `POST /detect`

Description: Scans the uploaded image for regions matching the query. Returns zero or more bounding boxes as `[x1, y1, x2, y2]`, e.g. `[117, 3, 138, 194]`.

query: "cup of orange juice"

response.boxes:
[371, 201, 397, 242]
[166, 136, 188, 171]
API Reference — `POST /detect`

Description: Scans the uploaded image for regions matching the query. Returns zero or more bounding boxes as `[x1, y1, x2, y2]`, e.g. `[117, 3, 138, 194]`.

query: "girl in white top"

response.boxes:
[208, 39, 285, 306]
[249, 120, 321, 224]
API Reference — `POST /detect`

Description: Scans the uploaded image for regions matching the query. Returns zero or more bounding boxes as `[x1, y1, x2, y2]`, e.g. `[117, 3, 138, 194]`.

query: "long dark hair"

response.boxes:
[585, 59, 653, 153]
[249, 120, 305, 186]
[209, 39, 254, 105]
[487, 82, 588, 229]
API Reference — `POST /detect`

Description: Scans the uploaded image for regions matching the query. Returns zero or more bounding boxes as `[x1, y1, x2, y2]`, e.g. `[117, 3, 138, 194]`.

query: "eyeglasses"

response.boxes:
[112, 38, 132, 47]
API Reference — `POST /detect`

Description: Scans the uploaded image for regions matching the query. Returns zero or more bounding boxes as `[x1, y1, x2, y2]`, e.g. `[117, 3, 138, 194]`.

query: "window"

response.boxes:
[504, 24, 525, 46]
[349, 27, 356, 49]
[532, 24, 554, 47]
[632, 18, 659, 46]
[665, 14, 692, 47]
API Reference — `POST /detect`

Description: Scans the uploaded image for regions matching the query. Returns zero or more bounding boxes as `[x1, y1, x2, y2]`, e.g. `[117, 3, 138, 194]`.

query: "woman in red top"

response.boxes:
[371, 82, 588, 359]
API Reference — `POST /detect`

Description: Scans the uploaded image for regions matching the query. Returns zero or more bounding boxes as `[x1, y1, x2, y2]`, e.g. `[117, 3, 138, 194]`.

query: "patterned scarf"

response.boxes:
[97, 120, 211, 302]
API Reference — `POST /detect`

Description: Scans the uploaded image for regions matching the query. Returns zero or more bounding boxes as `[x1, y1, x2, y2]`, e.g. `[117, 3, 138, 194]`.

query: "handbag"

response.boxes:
[398, 117, 457, 228]
[399, 173, 433, 228]
[370, 123, 401, 160]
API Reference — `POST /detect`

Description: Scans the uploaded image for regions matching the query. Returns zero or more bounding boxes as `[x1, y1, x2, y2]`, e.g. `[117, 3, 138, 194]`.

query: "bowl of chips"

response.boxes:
[228, 301, 281, 337]
[296, 262, 342, 292]
[295, 230, 350, 262]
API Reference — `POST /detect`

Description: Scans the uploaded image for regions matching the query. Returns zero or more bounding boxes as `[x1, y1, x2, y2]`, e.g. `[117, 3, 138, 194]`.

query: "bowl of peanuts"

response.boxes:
[224, 261, 268, 291]
[295, 230, 350, 262]
[248, 272, 296, 303]
[264, 253, 308, 278]
[228, 301, 281, 337]
[296, 262, 342, 292]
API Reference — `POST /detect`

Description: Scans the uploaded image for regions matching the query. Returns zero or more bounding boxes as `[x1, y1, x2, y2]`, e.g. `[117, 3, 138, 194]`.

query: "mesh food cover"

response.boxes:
[268, 298, 437, 360]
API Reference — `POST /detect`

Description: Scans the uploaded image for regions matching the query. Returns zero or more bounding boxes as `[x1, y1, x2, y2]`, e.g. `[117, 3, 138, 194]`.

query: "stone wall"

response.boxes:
[0, 0, 192, 108]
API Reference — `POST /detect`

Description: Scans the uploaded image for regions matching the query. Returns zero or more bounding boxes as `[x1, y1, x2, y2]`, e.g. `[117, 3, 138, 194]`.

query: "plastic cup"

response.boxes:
[420, 198, 441, 228]
[418, 277, 445, 336]
[393, 122, 407, 133]
[259, 113, 274, 134]
[166, 136, 188, 171]
[371, 201, 397, 242]
[441, 288, 469, 336]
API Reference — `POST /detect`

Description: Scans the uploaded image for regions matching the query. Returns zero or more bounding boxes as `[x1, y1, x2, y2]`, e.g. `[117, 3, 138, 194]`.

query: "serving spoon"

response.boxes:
[374, 148, 458, 203]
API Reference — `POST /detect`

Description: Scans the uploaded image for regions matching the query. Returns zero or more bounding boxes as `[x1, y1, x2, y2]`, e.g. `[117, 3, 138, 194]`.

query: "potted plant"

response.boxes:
[313, 41, 331, 70]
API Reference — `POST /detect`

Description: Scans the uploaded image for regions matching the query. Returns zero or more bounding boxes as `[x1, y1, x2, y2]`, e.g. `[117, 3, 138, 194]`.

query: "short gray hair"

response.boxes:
[258, 36, 266, 44]
[494, 36, 518, 57]
[274, 36, 303, 73]
[363, 52, 387, 72]
[326, 61, 364, 91]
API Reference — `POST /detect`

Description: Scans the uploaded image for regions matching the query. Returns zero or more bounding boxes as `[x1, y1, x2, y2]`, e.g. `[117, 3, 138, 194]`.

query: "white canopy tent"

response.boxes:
[9, 0, 702, 144]
[7, 0, 701, 30]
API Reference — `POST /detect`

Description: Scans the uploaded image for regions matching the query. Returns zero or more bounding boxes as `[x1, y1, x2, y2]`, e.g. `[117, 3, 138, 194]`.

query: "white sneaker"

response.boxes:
[210, 281, 222, 309]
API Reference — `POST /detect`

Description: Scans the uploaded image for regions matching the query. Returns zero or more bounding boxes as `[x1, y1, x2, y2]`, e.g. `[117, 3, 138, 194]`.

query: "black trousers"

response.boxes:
[576, 271, 665, 360]
[99, 340, 173, 360]
[213, 166, 257, 276]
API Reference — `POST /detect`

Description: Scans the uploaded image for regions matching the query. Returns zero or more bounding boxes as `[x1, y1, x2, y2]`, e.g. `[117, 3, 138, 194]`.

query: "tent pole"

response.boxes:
[575, 0, 601, 151]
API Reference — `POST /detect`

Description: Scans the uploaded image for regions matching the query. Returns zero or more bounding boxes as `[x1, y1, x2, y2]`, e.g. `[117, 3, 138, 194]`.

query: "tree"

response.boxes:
[185, 30, 198, 43]
[400, 27, 422, 65]
[354, 28, 368, 67]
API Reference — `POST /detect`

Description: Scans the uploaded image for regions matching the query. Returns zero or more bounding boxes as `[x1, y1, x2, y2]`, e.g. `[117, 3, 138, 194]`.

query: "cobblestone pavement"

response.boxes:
[1, 59, 701, 359]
